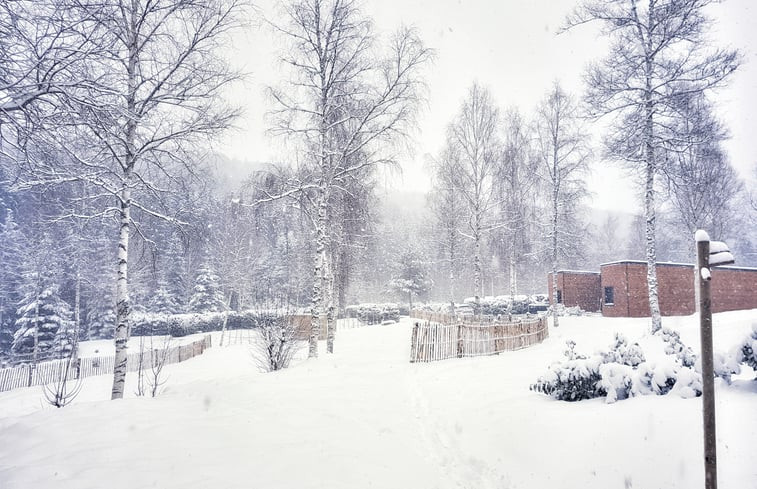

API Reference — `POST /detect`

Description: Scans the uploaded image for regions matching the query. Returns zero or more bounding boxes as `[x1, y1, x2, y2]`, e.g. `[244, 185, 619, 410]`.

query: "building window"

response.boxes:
[556, 290, 562, 304]
[604, 287, 614, 306]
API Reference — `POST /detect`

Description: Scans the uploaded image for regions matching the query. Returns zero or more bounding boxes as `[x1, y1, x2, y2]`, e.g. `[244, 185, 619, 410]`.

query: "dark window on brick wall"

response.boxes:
[556, 290, 562, 303]
[604, 286, 614, 305]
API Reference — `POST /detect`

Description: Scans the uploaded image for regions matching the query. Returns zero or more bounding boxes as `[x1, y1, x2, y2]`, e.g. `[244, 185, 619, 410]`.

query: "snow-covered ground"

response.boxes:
[1, 311, 755, 489]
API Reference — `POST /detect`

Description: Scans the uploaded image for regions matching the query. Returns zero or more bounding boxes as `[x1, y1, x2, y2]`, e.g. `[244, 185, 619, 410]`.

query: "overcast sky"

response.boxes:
[218, 0, 757, 213]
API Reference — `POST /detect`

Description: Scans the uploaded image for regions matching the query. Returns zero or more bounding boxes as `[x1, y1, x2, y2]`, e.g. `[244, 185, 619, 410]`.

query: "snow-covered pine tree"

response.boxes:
[163, 231, 190, 311]
[189, 259, 226, 313]
[0, 208, 24, 357]
[12, 283, 74, 360]
[149, 277, 182, 315]
[387, 248, 434, 311]
[83, 236, 117, 340]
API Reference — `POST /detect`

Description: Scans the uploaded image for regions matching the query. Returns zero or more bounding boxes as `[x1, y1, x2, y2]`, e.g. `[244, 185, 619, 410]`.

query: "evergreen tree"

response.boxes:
[149, 277, 182, 314]
[164, 231, 190, 311]
[0, 208, 24, 356]
[83, 236, 117, 340]
[12, 283, 74, 360]
[387, 248, 434, 310]
[188, 260, 226, 313]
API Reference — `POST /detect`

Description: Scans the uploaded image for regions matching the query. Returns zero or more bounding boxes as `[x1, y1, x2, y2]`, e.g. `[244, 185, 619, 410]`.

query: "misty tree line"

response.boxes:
[0, 0, 756, 396]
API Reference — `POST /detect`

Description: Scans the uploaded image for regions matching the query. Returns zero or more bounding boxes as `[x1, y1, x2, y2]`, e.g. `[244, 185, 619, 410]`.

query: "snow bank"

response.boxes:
[0, 310, 756, 488]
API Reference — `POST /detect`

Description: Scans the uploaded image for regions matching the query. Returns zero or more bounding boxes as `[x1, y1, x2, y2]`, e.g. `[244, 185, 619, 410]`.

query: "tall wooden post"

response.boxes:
[696, 234, 717, 489]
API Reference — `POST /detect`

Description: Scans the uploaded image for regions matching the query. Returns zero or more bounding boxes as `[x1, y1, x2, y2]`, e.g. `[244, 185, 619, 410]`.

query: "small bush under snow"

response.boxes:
[657, 326, 697, 368]
[633, 359, 680, 396]
[530, 355, 606, 402]
[602, 333, 645, 367]
[738, 324, 757, 373]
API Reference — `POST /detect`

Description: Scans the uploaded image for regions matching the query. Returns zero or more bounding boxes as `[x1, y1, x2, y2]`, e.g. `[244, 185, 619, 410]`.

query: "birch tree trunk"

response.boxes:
[111, 182, 132, 399]
[326, 254, 335, 354]
[551, 185, 560, 328]
[111, 3, 137, 399]
[644, 15, 662, 334]
[309, 193, 328, 358]
[473, 205, 482, 307]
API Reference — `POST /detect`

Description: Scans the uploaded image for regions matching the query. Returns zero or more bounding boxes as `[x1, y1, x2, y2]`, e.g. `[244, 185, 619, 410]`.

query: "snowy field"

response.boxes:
[1, 311, 756, 489]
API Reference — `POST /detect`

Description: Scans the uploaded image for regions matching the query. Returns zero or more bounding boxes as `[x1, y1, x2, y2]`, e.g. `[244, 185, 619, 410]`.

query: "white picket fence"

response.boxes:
[0, 335, 212, 393]
[409, 316, 549, 363]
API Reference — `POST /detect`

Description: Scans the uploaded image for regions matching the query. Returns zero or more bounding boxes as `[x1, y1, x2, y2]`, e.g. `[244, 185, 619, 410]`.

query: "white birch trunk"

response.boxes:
[473, 207, 482, 307]
[111, 183, 132, 399]
[643, 13, 662, 334]
[551, 185, 560, 328]
[111, 3, 137, 399]
[309, 193, 328, 358]
[326, 254, 335, 354]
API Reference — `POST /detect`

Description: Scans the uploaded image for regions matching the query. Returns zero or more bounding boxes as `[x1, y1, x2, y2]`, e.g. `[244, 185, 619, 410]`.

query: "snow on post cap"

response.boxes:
[709, 241, 730, 254]
[694, 229, 710, 242]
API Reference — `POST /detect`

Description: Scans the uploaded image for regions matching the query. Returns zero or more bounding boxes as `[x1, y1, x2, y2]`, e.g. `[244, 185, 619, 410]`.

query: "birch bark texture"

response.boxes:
[267, 0, 431, 357]
[566, 0, 740, 332]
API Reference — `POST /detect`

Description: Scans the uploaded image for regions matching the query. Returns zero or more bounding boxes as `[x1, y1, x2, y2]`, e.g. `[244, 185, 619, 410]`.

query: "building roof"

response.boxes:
[553, 269, 600, 275]
[599, 259, 757, 272]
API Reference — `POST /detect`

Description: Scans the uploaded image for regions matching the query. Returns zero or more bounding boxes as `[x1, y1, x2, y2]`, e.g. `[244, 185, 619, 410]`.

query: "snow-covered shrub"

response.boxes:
[168, 317, 191, 337]
[669, 366, 703, 398]
[531, 342, 606, 401]
[602, 333, 645, 367]
[737, 323, 757, 373]
[563, 340, 585, 360]
[633, 359, 679, 396]
[713, 351, 741, 383]
[251, 317, 302, 372]
[657, 326, 696, 367]
[550, 304, 585, 317]
[530, 356, 606, 401]
[598, 363, 635, 403]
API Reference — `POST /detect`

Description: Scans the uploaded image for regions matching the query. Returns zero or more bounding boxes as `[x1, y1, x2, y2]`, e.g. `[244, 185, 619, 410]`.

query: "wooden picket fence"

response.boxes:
[0, 335, 212, 393]
[409, 316, 549, 363]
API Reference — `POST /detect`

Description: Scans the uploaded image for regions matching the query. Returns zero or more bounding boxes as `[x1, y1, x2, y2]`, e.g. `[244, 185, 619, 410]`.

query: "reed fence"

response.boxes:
[0, 335, 211, 393]
[409, 315, 549, 363]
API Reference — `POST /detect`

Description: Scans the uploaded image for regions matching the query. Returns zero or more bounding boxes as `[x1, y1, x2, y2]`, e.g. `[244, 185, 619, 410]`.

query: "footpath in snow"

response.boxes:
[0, 311, 756, 489]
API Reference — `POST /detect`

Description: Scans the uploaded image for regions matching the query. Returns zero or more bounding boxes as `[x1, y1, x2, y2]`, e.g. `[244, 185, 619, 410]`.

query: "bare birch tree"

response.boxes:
[12, 0, 246, 399]
[267, 0, 431, 357]
[429, 148, 467, 311]
[0, 1, 102, 136]
[496, 108, 538, 303]
[443, 83, 500, 307]
[533, 82, 589, 327]
[566, 0, 740, 332]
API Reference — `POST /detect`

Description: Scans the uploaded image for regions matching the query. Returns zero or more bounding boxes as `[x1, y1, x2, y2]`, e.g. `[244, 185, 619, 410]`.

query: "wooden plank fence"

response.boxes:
[0, 335, 212, 393]
[409, 316, 549, 363]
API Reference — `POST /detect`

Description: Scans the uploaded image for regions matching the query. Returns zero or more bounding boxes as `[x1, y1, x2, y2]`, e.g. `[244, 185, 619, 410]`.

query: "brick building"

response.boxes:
[547, 271, 601, 312]
[548, 260, 757, 317]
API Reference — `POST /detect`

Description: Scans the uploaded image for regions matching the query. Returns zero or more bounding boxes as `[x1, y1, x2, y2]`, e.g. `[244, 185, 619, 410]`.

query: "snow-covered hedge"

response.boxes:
[345, 304, 401, 325]
[550, 304, 586, 317]
[132, 310, 280, 337]
[532, 331, 703, 404]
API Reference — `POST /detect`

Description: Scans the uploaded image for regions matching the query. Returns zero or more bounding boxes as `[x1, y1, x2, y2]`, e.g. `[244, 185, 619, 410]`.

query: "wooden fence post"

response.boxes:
[697, 235, 717, 489]
[410, 322, 419, 363]
[456, 324, 464, 358]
